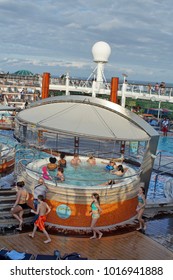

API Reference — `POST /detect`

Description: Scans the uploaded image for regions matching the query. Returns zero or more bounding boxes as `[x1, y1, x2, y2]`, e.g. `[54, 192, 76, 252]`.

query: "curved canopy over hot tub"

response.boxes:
[14, 96, 159, 232]
[15, 95, 157, 141]
[14, 95, 159, 190]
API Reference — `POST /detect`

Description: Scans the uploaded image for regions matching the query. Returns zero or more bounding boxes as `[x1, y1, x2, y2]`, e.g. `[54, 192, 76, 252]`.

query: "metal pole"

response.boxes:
[157, 101, 161, 122]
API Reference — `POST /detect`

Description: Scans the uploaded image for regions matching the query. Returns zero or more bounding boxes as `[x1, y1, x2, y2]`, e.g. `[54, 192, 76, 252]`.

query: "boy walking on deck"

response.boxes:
[29, 195, 51, 243]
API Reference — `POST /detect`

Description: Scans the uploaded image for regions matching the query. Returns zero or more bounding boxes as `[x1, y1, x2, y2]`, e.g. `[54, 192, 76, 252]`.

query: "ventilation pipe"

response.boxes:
[110, 77, 119, 103]
[41, 72, 50, 99]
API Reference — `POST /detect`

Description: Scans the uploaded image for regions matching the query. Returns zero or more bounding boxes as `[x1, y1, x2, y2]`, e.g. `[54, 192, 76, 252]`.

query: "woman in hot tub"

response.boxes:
[111, 164, 128, 177]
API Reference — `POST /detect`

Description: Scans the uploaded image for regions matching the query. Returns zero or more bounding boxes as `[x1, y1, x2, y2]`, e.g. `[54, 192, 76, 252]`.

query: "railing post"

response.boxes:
[153, 173, 159, 199]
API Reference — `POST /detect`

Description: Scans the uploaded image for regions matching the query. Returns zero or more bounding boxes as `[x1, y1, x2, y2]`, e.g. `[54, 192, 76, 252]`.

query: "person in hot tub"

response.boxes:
[47, 157, 58, 170]
[58, 152, 67, 168]
[47, 157, 58, 178]
[87, 155, 96, 166]
[101, 160, 116, 171]
[111, 164, 128, 177]
[55, 167, 65, 182]
[99, 179, 117, 186]
[71, 153, 81, 166]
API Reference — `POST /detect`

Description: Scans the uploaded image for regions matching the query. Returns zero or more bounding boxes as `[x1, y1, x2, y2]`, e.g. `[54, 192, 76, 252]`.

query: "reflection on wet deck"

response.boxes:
[0, 222, 173, 260]
[145, 216, 173, 253]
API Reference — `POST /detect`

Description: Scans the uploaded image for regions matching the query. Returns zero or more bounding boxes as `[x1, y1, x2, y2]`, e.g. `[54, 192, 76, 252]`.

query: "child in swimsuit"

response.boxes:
[136, 186, 146, 231]
[56, 167, 65, 182]
[42, 166, 51, 180]
[105, 161, 114, 171]
[29, 195, 51, 243]
[90, 193, 103, 239]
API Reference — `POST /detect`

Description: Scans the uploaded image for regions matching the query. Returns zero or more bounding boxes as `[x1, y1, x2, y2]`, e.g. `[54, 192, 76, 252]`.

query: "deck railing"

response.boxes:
[1, 76, 173, 102]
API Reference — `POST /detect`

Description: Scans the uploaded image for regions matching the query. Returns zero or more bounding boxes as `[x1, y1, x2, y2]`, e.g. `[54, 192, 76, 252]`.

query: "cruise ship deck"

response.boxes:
[0, 217, 173, 260]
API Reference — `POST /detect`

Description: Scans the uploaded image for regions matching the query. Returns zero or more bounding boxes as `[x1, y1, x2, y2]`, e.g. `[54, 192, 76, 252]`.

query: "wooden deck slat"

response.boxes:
[0, 231, 173, 260]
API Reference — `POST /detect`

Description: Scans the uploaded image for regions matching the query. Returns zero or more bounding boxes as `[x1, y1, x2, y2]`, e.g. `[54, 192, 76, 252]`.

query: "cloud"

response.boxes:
[0, 0, 173, 82]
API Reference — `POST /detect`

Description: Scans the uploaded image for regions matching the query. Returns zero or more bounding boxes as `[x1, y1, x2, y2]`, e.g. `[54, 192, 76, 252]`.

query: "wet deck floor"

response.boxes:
[145, 216, 173, 253]
[0, 216, 173, 260]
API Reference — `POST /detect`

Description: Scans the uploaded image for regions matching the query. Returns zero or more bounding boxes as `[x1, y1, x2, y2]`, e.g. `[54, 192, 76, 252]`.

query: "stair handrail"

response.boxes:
[153, 166, 173, 198]
[156, 151, 162, 169]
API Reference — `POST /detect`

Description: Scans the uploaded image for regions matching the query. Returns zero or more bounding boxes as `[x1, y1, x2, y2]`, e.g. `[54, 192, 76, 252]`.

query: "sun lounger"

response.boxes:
[0, 249, 35, 260]
[62, 252, 88, 260]
[35, 254, 59, 260]
[35, 249, 61, 260]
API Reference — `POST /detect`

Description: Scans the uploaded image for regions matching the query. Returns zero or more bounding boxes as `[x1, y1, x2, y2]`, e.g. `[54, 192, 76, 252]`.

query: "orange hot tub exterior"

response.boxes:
[27, 177, 140, 230]
[44, 197, 137, 228]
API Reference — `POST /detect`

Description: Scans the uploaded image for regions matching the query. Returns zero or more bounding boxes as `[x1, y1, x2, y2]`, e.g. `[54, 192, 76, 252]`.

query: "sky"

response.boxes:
[0, 0, 173, 83]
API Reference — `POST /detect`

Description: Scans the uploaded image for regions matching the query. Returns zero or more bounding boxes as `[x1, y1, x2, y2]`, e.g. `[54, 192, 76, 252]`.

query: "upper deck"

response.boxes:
[0, 74, 173, 105]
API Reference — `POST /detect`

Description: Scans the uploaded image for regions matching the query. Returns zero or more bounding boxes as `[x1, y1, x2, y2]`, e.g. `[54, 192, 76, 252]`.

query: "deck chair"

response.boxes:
[62, 252, 88, 260]
[35, 249, 61, 260]
[0, 249, 35, 260]
[35, 254, 59, 260]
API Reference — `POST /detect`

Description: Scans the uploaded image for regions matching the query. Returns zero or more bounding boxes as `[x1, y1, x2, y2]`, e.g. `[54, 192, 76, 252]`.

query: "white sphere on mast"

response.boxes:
[92, 41, 111, 63]
[91, 41, 111, 86]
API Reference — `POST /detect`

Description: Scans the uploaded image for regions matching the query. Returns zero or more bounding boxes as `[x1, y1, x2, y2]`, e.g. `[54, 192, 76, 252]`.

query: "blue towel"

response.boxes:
[6, 250, 25, 260]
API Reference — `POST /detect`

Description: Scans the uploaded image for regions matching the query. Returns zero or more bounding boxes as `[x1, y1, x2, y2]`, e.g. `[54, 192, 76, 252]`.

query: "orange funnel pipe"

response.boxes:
[110, 77, 119, 103]
[42, 72, 50, 99]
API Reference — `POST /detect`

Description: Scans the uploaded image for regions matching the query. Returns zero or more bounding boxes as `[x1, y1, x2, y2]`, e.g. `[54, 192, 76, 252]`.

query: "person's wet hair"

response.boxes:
[49, 157, 57, 164]
[60, 152, 65, 159]
[58, 167, 64, 173]
[117, 165, 124, 172]
[108, 180, 115, 185]
[92, 193, 100, 204]
[16, 181, 25, 188]
[38, 195, 44, 201]
[140, 186, 145, 195]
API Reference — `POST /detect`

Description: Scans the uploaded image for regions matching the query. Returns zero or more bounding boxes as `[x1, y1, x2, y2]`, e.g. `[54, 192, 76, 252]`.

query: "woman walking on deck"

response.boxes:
[11, 181, 29, 231]
[90, 193, 103, 239]
[136, 186, 146, 231]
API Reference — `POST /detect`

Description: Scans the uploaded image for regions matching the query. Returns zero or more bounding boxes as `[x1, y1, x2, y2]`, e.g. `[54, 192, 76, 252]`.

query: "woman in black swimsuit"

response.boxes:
[11, 181, 29, 230]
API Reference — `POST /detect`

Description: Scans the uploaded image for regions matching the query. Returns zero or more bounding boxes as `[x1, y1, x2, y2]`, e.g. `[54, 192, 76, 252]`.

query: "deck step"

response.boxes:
[0, 213, 35, 228]
[0, 212, 32, 220]
[0, 208, 31, 217]
[0, 189, 16, 196]
[0, 195, 16, 201]
[0, 217, 34, 228]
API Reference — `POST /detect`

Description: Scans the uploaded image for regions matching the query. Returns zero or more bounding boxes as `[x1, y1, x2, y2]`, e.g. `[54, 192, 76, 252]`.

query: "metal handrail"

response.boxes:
[15, 158, 141, 185]
[153, 166, 173, 198]
[152, 149, 173, 198]
[156, 151, 162, 169]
